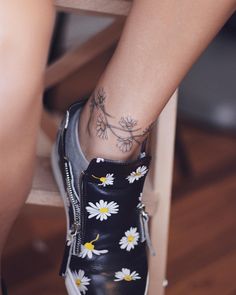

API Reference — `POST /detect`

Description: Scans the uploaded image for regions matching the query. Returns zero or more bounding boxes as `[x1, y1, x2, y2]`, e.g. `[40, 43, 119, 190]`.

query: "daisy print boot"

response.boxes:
[51, 99, 155, 295]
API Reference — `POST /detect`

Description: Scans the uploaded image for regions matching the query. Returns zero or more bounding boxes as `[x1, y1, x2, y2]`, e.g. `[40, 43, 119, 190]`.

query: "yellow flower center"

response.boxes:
[84, 234, 100, 251]
[84, 242, 94, 251]
[100, 207, 109, 213]
[134, 172, 141, 176]
[75, 279, 81, 286]
[127, 235, 134, 243]
[99, 177, 107, 183]
[124, 275, 133, 281]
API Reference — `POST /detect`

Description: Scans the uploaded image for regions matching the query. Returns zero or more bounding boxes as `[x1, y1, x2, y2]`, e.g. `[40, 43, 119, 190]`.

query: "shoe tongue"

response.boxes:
[84, 154, 151, 189]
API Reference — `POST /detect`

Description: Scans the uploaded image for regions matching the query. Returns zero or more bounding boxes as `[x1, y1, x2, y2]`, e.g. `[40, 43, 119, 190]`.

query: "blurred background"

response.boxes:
[2, 9, 236, 295]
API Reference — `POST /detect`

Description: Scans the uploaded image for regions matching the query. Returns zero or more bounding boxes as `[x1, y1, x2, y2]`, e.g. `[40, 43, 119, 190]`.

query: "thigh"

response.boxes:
[0, 0, 55, 102]
[0, 0, 54, 145]
[0, 0, 55, 139]
[0, 0, 55, 253]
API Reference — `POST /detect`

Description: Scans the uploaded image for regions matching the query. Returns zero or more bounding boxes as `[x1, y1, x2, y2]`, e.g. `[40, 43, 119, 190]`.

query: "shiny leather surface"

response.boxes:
[56, 100, 151, 295]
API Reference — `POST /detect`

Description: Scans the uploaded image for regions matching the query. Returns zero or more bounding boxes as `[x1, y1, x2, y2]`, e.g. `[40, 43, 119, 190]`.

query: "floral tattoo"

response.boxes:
[87, 88, 154, 153]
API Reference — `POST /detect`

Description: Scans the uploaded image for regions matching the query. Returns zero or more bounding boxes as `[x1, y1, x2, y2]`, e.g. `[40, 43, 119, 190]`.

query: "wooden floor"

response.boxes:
[2, 123, 236, 295]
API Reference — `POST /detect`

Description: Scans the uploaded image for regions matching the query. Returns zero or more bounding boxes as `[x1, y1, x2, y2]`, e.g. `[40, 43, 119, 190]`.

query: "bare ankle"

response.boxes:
[79, 107, 139, 161]
[78, 87, 153, 162]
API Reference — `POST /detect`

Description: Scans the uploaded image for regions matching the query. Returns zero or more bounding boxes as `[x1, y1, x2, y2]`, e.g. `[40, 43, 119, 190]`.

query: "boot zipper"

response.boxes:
[138, 203, 156, 256]
[64, 159, 81, 229]
[74, 170, 85, 253]
[59, 226, 78, 276]
[60, 159, 84, 275]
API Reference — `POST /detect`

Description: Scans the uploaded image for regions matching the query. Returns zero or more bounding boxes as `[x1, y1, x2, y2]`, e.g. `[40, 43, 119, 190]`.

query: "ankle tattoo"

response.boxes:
[87, 87, 154, 153]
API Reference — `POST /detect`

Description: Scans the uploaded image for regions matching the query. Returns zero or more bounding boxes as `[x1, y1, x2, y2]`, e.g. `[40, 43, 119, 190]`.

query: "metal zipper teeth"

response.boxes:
[64, 160, 80, 223]
[75, 171, 85, 253]
[64, 159, 81, 252]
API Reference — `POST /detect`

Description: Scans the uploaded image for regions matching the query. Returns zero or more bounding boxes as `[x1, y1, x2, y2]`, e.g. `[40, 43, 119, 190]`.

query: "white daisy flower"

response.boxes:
[79, 234, 108, 259]
[119, 227, 139, 251]
[86, 200, 119, 221]
[96, 158, 105, 163]
[114, 268, 141, 282]
[72, 269, 91, 294]
[92, 173, 114, 187]
[126, 166, 148, 183]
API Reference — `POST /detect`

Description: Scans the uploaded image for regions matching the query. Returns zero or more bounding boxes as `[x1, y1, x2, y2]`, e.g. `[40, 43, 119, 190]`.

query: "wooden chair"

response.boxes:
[27, 1, 178, 294]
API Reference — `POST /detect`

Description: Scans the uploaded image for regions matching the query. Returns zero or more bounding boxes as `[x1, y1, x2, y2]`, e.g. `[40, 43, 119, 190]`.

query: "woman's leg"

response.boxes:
[79, 0, 236, 161]
[0, 0, 55, 268]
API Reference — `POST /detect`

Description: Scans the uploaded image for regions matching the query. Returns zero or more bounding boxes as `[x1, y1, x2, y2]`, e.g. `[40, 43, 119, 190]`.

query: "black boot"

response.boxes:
[52, 100, 154, 295]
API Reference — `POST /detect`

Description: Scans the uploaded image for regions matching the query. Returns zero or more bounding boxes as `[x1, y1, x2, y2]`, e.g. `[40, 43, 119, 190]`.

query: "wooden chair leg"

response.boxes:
[143, 91, 178, 295]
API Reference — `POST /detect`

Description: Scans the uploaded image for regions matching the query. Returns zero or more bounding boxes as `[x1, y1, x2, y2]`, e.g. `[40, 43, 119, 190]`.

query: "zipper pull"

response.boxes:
[66, 222, 79, 246]
[60, 222, 79, 276]
[138, 203, 156, 256]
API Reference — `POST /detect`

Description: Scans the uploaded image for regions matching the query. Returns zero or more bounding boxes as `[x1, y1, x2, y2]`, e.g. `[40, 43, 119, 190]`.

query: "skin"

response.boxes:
[86, 87, 154, 154]
[0, 0, 236, 292]
[79, 0, 236, 161]
[0, 0, 55, 288]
